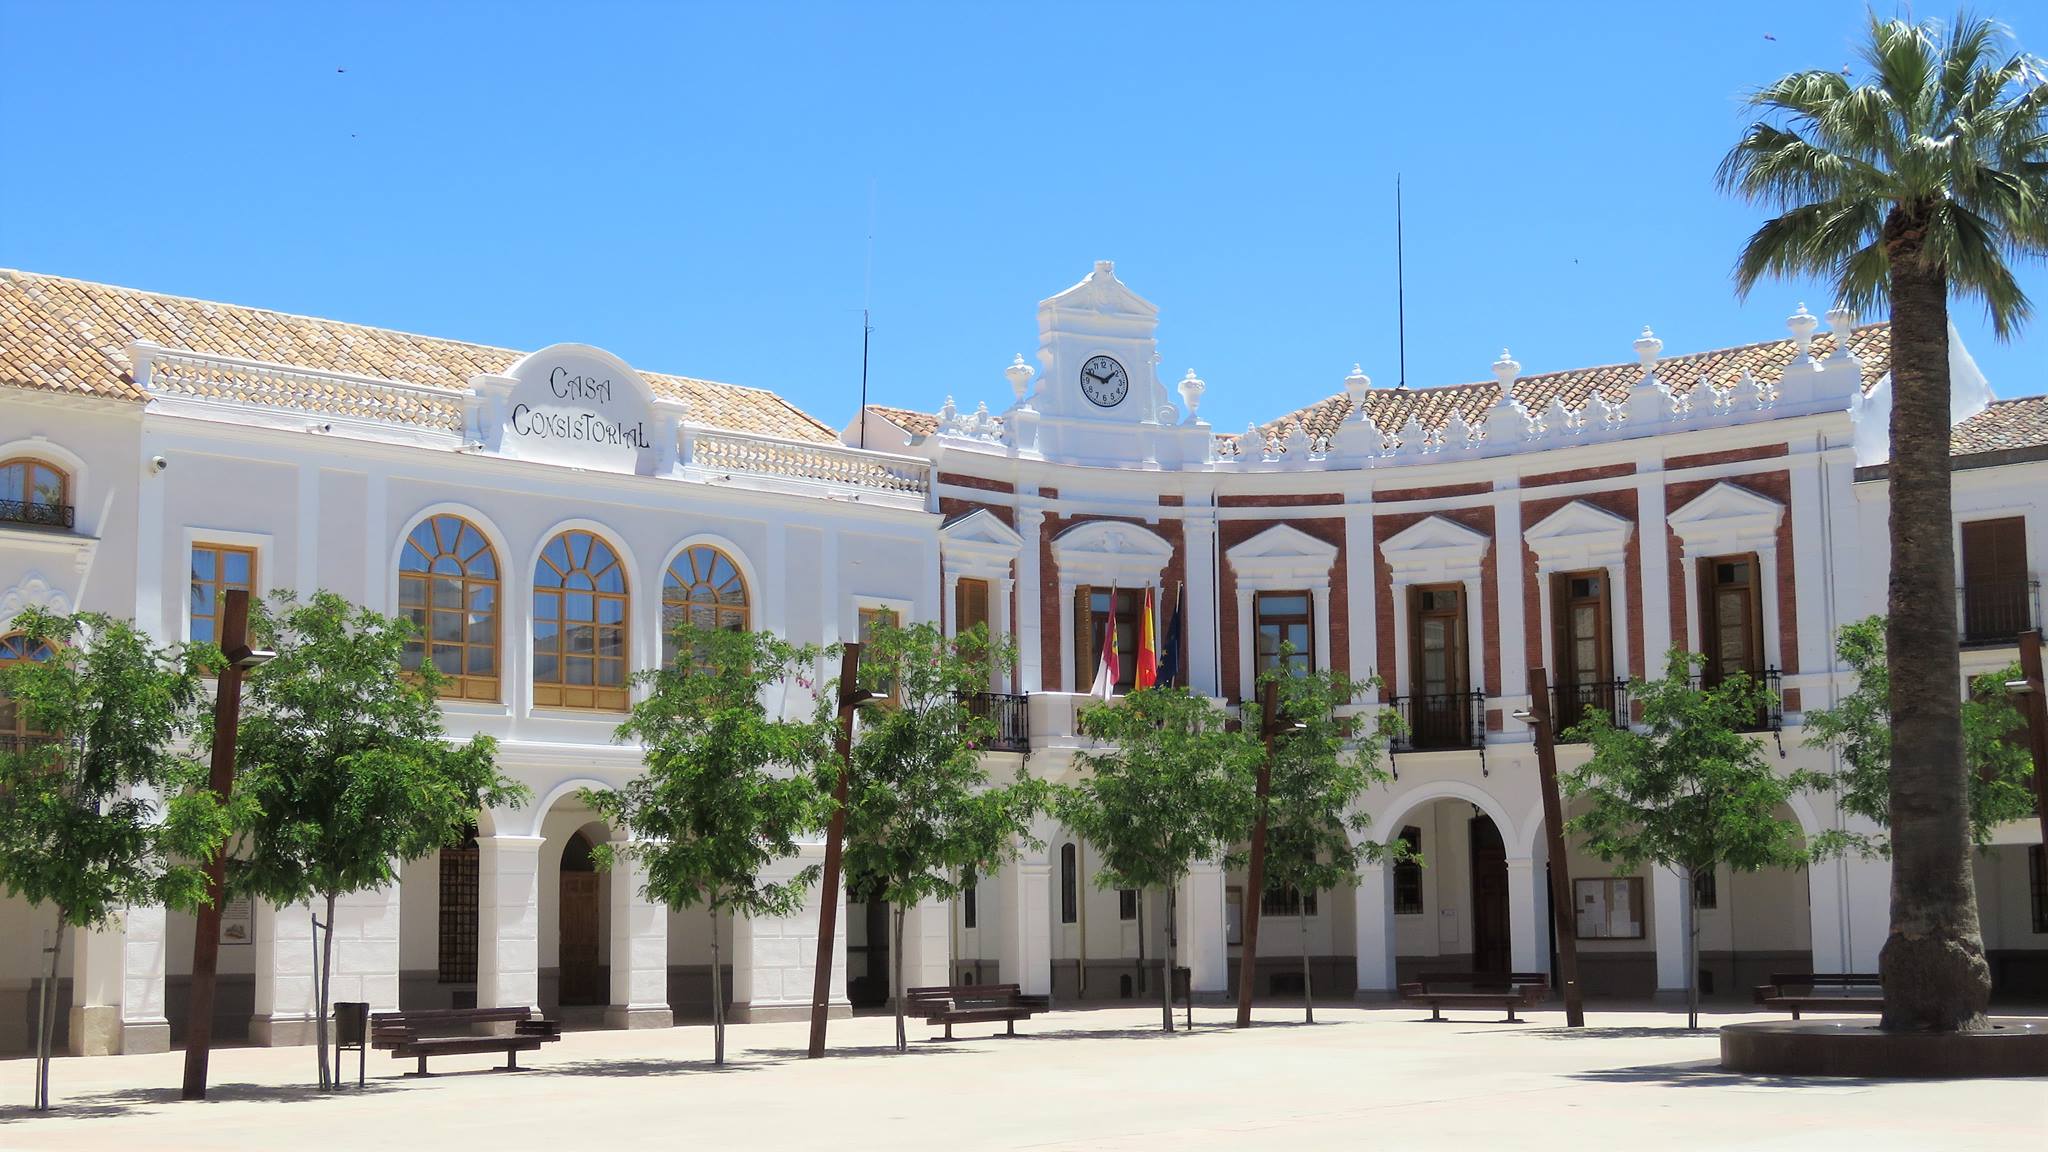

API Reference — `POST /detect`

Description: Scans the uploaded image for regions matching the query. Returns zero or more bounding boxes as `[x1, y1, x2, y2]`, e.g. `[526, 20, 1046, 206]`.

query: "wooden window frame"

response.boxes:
[437, 831, 479, 984]
[1699, 554, 1764, 685]
[1259, 884, 1318, 918]
[0, 631, 59, 745]
[662, 544, 751, 670]
[1551, 570, 1611, 687]
[1117, 888, 1139, 922]
[1393, 825, 1424, 916]
[1073, 585, 1144, 692]
[1408, 583, 1468, 698]
[399, 515, 502, 702]
[1059, 842, 1078, 924]
[532, 530, 630, 712]
[1254, 589, 1315, 676]
[190, 542, 259, 651]
[0, 457, 70, 517]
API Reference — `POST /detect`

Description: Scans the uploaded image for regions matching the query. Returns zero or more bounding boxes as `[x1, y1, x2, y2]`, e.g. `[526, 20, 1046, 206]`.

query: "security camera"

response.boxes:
[150, 455, 169, 474]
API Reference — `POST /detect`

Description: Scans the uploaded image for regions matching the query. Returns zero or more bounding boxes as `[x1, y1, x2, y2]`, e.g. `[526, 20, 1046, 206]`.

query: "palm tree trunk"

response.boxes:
[709, 906, 724, 1067]
[892, 902, 908, 1052]
[1299, 913, 1312, 1024]
[1880, 225, 1991, 1032]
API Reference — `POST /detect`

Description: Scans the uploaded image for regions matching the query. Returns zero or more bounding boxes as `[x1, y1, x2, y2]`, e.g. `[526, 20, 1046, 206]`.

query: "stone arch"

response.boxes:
[1369, 779, 1521, 860]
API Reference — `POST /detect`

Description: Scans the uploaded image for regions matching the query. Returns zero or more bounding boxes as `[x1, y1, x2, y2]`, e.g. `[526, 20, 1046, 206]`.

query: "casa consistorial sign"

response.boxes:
[467, 343, 686, 475]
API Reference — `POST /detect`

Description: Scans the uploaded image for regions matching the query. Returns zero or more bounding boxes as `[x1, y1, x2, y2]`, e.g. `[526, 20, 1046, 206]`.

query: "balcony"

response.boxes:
[1552, 679, 1630, 742]
[961, 691, 1030, 753]
[0, 498, 74, 531]
[1958, 578, 2040, 646]
[0, 734, 62, 757]
[1388, 691, 1487, 752]
[1687, 667, 1783, 732]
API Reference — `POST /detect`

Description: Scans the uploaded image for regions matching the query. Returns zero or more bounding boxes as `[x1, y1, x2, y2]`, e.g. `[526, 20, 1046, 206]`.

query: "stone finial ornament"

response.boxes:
[1178, 369, 1206, 421]
[1005, 354, 1035, 404]
[1345, 364, 1372, 408]
[1787, 303, 1818, 359]
[1492, 349, 1520, 390]
[1634, 326, 1664, 368]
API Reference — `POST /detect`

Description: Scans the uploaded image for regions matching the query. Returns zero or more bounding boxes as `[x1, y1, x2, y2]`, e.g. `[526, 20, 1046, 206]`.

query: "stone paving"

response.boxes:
[0, 1004, 2042, 1150]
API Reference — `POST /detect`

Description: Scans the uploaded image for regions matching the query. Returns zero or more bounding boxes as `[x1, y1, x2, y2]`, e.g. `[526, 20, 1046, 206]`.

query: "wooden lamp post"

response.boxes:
[1236, 677, 1304, 1029]
[1513, 666, 1586, 1029]
[808, 644, 872, 1059]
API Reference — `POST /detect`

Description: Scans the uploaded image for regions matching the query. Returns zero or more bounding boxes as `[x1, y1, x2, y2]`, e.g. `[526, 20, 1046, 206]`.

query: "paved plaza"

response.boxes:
[0, 1005, 2041, 1150]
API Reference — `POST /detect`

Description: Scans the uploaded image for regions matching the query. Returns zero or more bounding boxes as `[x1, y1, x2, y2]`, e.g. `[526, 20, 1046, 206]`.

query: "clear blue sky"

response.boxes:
[5, 1, 2044, 435]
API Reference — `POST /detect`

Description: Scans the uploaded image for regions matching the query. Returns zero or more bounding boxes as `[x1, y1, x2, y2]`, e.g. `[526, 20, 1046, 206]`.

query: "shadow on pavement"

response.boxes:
[531, 1056, 768, 1078]
[1568, 1060, 1898, 1089]
[1527, 1026, 1716, 1040]
[0, 1079, 403, 1123]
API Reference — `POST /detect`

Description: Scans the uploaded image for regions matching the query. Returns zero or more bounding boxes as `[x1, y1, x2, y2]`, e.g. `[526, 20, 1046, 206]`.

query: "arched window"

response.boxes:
[0, 458, 72, 529]
[533, 530, 629, 711]
[0, 632, 58, 750]
[399, 515, 501, 701]
[661, 544, 749, 668]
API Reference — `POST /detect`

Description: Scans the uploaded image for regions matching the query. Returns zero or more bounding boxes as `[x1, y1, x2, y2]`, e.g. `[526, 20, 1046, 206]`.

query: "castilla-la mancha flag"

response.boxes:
[1135, 587, 1159, 690]
[1088, 587, 1121, 698]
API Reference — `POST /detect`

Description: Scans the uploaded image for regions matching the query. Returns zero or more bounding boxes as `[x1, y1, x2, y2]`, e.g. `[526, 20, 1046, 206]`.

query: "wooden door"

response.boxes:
[1469, 814, 1510, 974]
[1700, 556, 1761, 685]
[1553, 571, 1610, 726]
[1410, 585, 1467, 747]
[558, 872, 602, 1006]
[1961, 518, 2029, 641]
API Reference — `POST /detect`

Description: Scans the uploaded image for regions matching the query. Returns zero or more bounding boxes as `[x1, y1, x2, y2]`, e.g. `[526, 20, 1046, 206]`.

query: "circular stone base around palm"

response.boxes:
[1720, 1019, 2048, 1078]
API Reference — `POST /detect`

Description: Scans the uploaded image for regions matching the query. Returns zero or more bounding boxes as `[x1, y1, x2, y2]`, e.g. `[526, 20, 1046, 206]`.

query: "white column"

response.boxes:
[896, 895, 953, 996]
[1343, 501, 1377, 682]
[1057, 579, 1078, 693]
[1788, 452, 1828, 677]
[1652, 865, 1688, 1000]
[1842, 853, 1890, 972]
[943, 571, 960, 637]
[1507, 856, 1546, 976]
[1017, 509, 1044, 693]
[361, 473, 388, 613]
[1183, 508, 1221, 698]
[478, 834, 545, 1013]
[1609, 560, 1633, 683]
[1637, 468, 1672, 667]
[1310, 584, 1333, 676]
[994, 575, 1015, 692]
[1679, 553, 1702, 656]
[1461, 575, 1487, 694]
[1390, 581, 1411, 696]
[606, 846, 672, 1029]
[1234, 588, 1256, 702]
[1353, 861, 1396, 998]
[1493, 488, 1526, 698]
[294, 462, 319, 598]
[1757, 543, 1783, 671]
[1807, 854, 1849, 975]
[731, 845, 844, 1023]
[250, 898, 318, 1046]
[67, 920, 126, 1056]
[120, 903, 171, 1053]
[1179, 859, 1227, 998]
[1536, 567, 1556, 683]
[997, 825, 1053, 995]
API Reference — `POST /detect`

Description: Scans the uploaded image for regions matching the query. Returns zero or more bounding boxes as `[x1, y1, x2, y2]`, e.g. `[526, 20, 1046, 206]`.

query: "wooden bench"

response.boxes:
[1752, 973, 1884, 1019]
[1398, 972, 1550, 1023]
[906, 983, 1050, 1039]
[370, 1007, 562, 1076]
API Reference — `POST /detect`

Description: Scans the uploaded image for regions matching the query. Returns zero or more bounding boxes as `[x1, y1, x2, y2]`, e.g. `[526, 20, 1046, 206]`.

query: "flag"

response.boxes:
[1156, 584, 1185, 687]
[1135, 587, 1159, 690]
[1088, 586, 1120, 698]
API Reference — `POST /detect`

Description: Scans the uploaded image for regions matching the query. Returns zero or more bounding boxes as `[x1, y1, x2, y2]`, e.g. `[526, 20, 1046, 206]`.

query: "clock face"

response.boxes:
[1079, 354, 1129, 408]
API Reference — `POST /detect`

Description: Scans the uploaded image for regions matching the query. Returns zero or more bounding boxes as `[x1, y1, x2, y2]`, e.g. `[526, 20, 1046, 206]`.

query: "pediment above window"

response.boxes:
[1052, 519, 1174, 588]
[1524, 500, 1634, 573]
[1666, 481, 1784, 558]
[1380, 514, 1491, 584]
[1226, 524, 1339, 591]
[940, 507, 1024, 580]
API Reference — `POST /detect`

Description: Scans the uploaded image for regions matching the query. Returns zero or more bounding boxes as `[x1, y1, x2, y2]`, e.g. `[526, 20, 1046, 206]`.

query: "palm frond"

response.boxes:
[1931, 198, 2034, 336]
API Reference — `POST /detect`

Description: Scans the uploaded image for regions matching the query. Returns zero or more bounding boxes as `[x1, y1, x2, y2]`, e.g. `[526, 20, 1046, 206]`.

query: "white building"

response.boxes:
[1, 263, 2043, 1057]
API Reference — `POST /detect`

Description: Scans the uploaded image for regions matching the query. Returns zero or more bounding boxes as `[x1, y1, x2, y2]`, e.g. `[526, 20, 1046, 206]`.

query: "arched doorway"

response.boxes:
[1468, 812, 1510, 974]
[558, 832, 603, 1006]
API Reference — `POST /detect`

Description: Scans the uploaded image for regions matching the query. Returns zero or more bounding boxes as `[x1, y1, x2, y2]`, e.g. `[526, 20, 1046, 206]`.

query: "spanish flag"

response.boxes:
[1135, 587, 1159, 690]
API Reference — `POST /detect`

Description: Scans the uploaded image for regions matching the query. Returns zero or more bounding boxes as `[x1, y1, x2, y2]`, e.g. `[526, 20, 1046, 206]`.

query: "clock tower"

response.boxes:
[1018, 261, 1181, 465]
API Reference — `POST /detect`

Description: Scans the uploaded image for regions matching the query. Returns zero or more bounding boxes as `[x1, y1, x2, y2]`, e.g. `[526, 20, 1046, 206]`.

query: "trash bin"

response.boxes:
[334, 1001, 369, 1087]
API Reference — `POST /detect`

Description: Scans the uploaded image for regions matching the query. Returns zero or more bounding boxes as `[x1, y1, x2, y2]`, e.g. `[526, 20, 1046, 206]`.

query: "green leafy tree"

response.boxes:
[583, 624, 832, 1066]
[1056, 685, 1261, 1033]
[1564, 650, 1819, 1029]
[229, 592, 523, 1089]
[0, 608, 230, 1110]
[1804, 616, 2037, 857]
[1253, 664, 1408, 1023]
[1718, 12, 2048, 1032]
[839, 620, 1045, 1052]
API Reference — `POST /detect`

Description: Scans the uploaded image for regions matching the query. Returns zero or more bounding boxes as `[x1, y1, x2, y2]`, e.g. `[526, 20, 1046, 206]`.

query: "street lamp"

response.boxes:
[1513, 667, 1585, 1029]
[182, 588, 276, 1100]
[2006, 632, 2048, 862]
[1236, 677, 1306, 1029]
[809, 643, 875, 1059]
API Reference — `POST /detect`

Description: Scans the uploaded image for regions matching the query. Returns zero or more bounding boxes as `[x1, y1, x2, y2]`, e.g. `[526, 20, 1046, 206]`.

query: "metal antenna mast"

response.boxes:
[1396, 174, 1407, 390]
[859, 181, 875, 450]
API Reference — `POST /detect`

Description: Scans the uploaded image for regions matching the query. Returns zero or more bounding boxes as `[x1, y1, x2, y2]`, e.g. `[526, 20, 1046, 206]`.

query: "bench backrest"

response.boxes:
[1415, 971, 1549, 992]
[907, 983, 1022, 1009]
[1763, 973, 1881, 992]
[370, 1006, 534, 1032]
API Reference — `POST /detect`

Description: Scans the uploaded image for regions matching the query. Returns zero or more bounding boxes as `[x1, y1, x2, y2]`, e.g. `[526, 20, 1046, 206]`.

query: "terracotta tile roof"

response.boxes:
[0, 269, 838, 441]
[1950, 395, 2048, 456]
[867, 404, 942, 437]
[1230, 324, 1895, 452]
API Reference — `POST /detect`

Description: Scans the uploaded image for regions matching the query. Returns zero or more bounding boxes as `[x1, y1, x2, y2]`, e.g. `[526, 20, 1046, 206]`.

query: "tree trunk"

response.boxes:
[892, 902, 908, 1052]
[1300, 913, 1313, 1024]
[317, 898, 337, 1090]
[35, 916, 62, 1111]
[1880, 221, 1991, 1032]
[1686, 870, 1700, 1031]
[1160, 886, 1176, 1033]
[709, 905, 725, 1067]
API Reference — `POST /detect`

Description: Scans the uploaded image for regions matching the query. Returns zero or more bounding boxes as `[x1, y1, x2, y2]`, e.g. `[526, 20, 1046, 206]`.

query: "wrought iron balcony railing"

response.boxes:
[0, 498, 74, 530]
[1686, 667, 1783, 732]
[1388, 690, 1487, 752]
[1958, 578, 2040, 646]
[961, 691, 1030, 753]
[1552, 678, 1630, 742]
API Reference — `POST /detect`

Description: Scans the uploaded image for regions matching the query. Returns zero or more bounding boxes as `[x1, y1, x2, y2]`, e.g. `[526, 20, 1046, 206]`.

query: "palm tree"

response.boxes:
[1718, 14, 2048, 1032]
